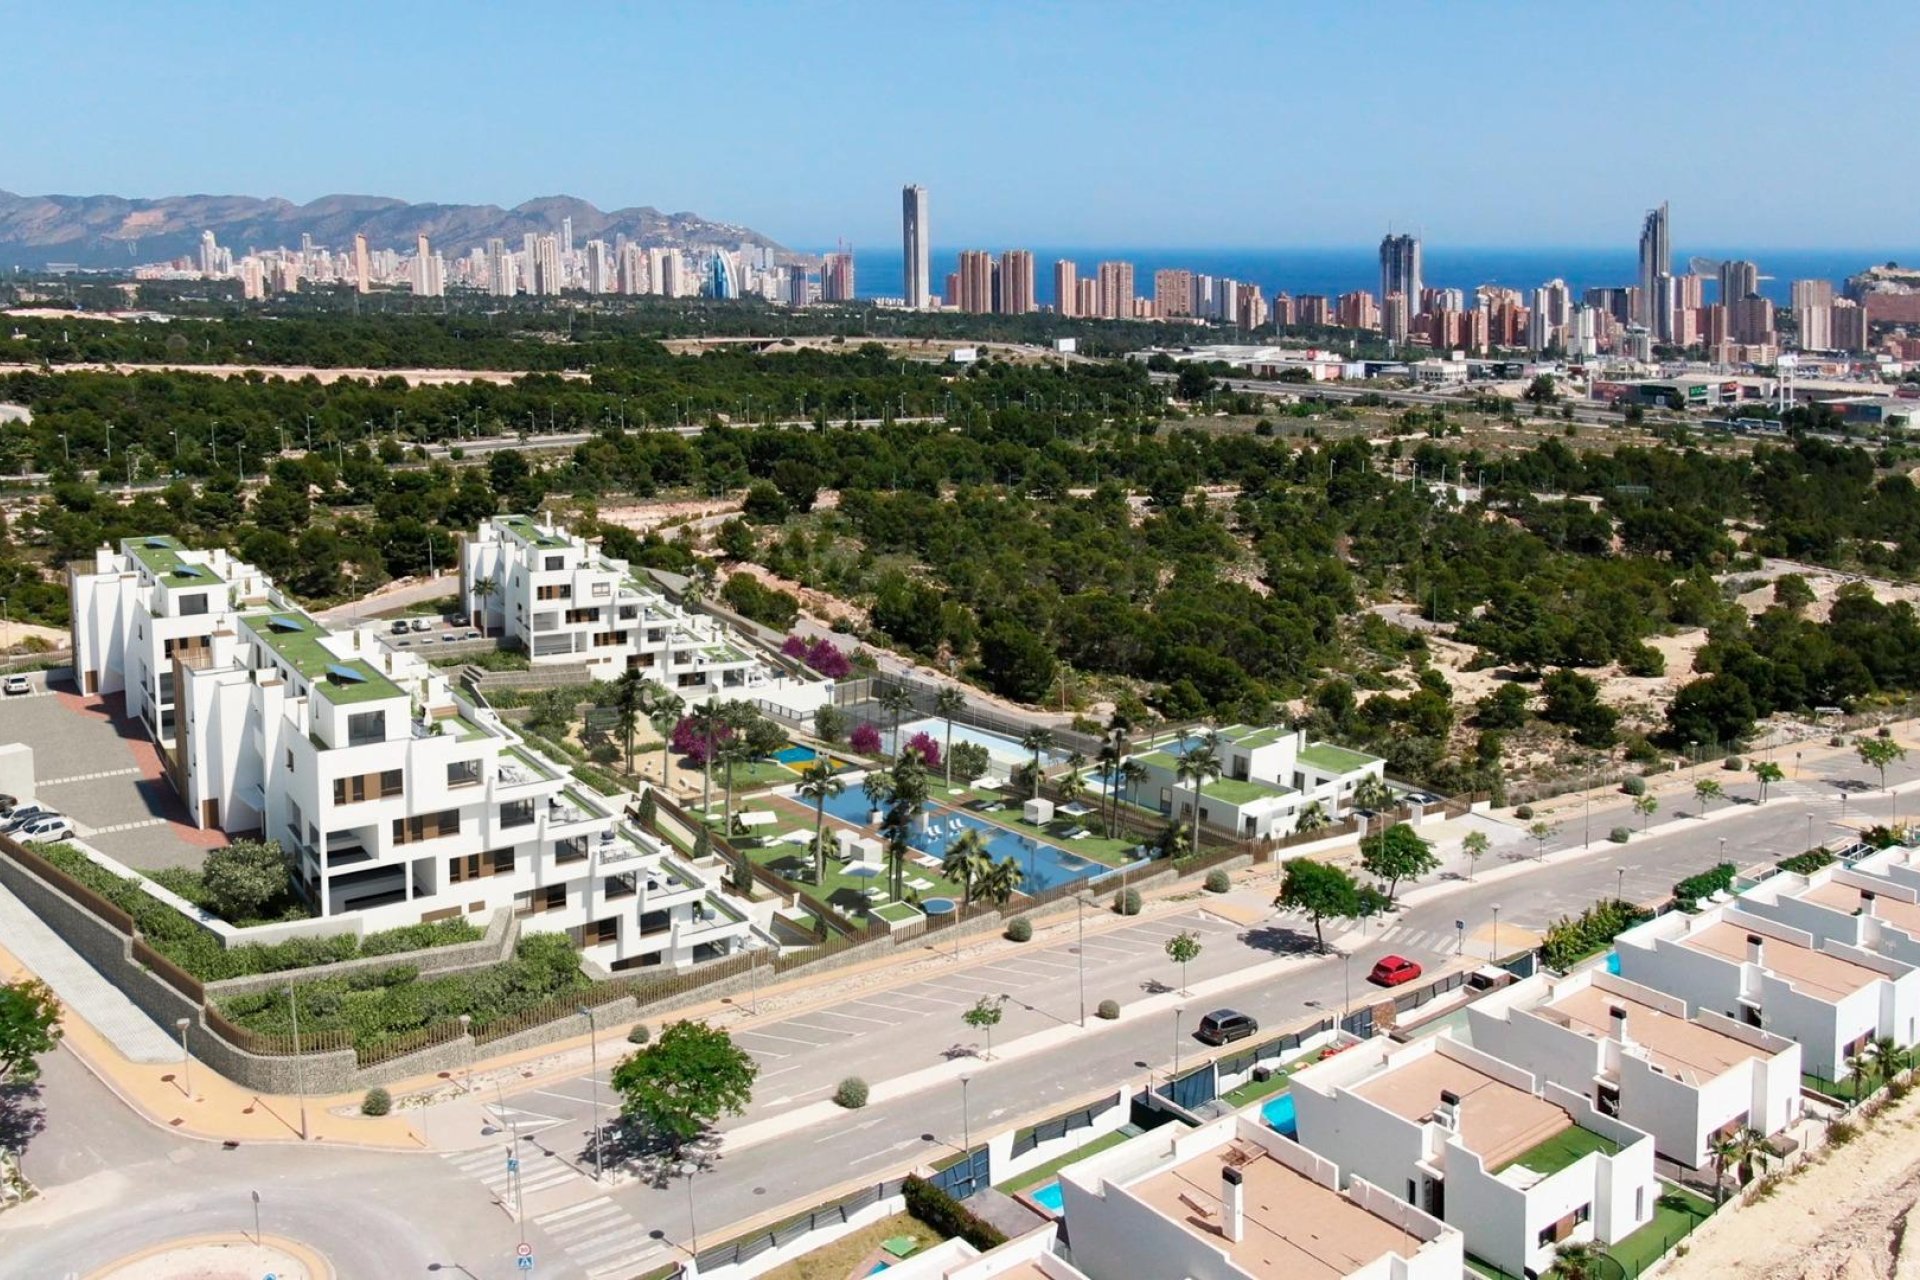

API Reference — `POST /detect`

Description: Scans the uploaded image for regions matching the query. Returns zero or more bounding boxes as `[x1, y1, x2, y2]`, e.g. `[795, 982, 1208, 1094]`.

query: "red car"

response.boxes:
[1369, 955, 1423, 987]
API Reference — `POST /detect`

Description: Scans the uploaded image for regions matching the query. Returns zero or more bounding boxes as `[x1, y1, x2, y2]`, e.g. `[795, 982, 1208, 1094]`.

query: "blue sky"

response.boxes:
[4, 1, 1913, 249]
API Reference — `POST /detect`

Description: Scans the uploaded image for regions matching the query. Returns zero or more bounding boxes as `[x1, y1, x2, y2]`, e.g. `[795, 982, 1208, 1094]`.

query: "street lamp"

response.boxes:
[459, 1013, 473, 1094]
[1342, 952, 1352, 1025]
[578, 1006, 604, 1183]
[1718, 837, 1726, 863]
[286, 984, 308, 1141]
[1173, 1008, 1184, 1078]
[1491, 903, 1502, 963]
[1075, 893, 1089, 1027]
[960, 1075, 972, 1154]
[175, 1016, 193, 1098]
[250, 1190, 261, 1246]
[1616, 866, 1627, 902]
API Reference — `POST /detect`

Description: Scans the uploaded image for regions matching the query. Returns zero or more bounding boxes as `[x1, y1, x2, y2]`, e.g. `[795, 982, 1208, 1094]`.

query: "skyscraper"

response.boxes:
[1792, 279, 1834, 351]
[955, 250, 994, 313]
[1718, 260, 1760, 307]
[585, 240, 611, 294]
[1379, 235, 1422, 316]
[198, 230, 220, 277]
[412, 234, 444, 297]
[998, 250, 1036, 314]
[1054, 260, 1078, 316]
[1154, 268, 1194, 318]
[1636, 202, 1670, 325]
[353, 234, 371, 294]
[821, 251, 856, 302]
[901, 184, 930, 310]
[1095, 261, 1134, 319]
[486, 238, 513, 296]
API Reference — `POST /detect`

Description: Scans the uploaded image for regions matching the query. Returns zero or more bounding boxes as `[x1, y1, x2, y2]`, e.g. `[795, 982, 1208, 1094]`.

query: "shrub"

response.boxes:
[1005, 917, 1032, 943]
[1541, 898, 1650, 970]
[1831, 735, 1847, 747]
[627, 1024, 651, 1045]
[1777, 849, 1836, 875]
[902, 1176, 1008, 1252]
[1723, 755, 1744, 771]
[1204, 868, 1231, 894]
[1609, 826, 1631, 844]
[1514, 804, 1534, 820]
[903, 731, 942, 770]
[834, 1077, 869, 1109]
[850, 722, 883, 755]
[1096, 999, 1120, 1020]
[1828, 1118, 1858, 1147]
[1621, 775, 1646, 797]
[1880, 726, 1894, 739]
[360, 1086, 392, 1116]
[1115, 888, 1142, 916]
[1672, 862, 1737, 912]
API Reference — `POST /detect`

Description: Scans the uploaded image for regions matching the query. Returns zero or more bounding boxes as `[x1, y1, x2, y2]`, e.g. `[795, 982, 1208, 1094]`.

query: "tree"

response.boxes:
[1753, 759, 1784, 802]
[962, 994, 1006, 1059]
[979, 619, 1056, 704]
[1096, 739, 1124, 838]
[941, 830, 994, 906]
[1275, 858, 1381, 953]
[1293, 800, 1330, 835]
[609, 1019, 758, 1155]
[978, 856, 1023, 906]
[1461, 830, 1490, 881]
[0, 978, 61, 1083]
[1547, 1239, 1608, 1280]
[876, 749, 929, 901]
[689, 700, 725, 819]
[200, 838, 288, 921]
[796, 762, 844, 884]
[1710, 1127, 1771, 1204]
[1119, 759, 1150, 814]
[1527, 819, 1556, 860]
[1693, 778, 1724, 813]
[1359, 823, 1438, 904]
[877, 683, 915, 756]
[813, 703, 846, 745]
[1165, 930, 1202, 995]
[1523, 374, 1560, 406]
[471, 573, 499, 638]
[1633, 792, 1660, 830]
[1175, 742, 1223, 859]
[614, 668, 645, 774]
[934, 686, 967, 788]
[1020, 727, 1055, 799]
[1858, 737, 1907, 792]
[646, 688, 686, 795]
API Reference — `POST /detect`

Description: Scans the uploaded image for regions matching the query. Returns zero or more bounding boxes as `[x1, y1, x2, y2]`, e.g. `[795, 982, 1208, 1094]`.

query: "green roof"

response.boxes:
[1199, 776, 1292, 806]
[244, 611, 402, 706]
[1137, 750, 1181, 772]
[1227, 725, 1291, 749]
[1298, 742, 1378, 774]
[498, 514, 570, 550]
[1492, 1124, 1621, 1177]
[127, 535, 224, 586]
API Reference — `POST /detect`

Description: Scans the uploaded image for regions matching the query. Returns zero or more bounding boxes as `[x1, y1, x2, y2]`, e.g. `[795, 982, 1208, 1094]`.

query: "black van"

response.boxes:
[1194, 1008, 1258, 1045]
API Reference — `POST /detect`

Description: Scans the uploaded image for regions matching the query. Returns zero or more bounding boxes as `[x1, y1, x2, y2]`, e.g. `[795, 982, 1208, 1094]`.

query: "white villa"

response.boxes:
[1129, 725, 1388, 840]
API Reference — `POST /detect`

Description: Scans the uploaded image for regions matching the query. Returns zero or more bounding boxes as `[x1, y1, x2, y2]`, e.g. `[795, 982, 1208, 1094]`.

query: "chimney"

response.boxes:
[1745, 934, 1765, 966]
[1609, 1004, 1631, 1045]
[1434, 1088, 1461, 1131]
[1221, 1166, 1245, 1243]
[1862, 890, 1877, 919]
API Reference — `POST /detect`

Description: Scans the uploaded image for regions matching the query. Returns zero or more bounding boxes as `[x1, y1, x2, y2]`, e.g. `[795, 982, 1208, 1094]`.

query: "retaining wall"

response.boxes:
[203, 909, 517, 1001]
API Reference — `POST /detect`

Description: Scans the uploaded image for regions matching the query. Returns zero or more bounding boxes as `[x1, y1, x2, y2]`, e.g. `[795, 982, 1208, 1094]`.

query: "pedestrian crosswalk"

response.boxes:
[533, 1196, 668, 1279]
[1374, 924, 1461, 954]
[442, 1141, 588, 1207]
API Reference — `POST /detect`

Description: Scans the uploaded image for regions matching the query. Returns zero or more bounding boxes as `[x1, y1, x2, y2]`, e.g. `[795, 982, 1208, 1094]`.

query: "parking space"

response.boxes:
[5, 673, 223, 871]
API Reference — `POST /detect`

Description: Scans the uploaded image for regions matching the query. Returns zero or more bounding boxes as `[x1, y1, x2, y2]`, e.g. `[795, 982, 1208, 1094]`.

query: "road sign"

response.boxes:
[517, 1244, 533, 1259]
[507, 1157, 520, 1173]
[517, 1257, 535, 1272]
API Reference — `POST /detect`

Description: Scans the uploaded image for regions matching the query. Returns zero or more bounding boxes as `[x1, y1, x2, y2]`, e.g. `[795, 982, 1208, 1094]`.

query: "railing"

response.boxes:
[0, 835, 136, 935]
[204, 1004, 354, 1057]
[132, 937, 205, 1002]
[355, 1019, 468, 1069]
[1009, 1093, 1121, 1157]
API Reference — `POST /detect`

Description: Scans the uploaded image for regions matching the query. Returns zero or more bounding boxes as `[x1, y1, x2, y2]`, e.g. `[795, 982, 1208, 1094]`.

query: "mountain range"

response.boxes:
[0, 191, 794, 269]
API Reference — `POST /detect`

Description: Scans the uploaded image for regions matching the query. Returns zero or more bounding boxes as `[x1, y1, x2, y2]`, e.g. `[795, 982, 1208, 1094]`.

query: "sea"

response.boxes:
[821, 246, 1919, 309]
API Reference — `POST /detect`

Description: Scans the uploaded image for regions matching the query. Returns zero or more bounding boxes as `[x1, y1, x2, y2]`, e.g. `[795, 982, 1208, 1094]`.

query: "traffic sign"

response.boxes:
[517, 1257, 534, 1272]
[517, 1244, 533, 1259]
[507, 1157, 520, 1173]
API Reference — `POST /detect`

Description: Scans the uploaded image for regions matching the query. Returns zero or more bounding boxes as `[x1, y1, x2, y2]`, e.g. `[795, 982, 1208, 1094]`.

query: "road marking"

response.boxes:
[77, 817, 169, 837]
[736, 1028, 831, 1048]
[779, 1019, 854, 1038]
[533, 1198, 619, 1228]
[529, 1087, 600, 1106]
[1009, 954, 1081, 972]
[35, 766, 142, 786]
[887, 988, 972, 1006]
[805, 1007, 893, 1027]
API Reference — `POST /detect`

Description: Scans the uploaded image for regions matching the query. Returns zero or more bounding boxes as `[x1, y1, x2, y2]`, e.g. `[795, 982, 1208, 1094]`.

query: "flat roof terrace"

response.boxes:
[126, 535, 226, 586]
[1350, 1051, 1572, 1171]
[1804, 879, 1920, 937]
[1683, 920, 1879, 1002]
[1131, 1141, 1416, 1280]
[243, 611, 401, 706]
[1546, 984, 1762, 1082]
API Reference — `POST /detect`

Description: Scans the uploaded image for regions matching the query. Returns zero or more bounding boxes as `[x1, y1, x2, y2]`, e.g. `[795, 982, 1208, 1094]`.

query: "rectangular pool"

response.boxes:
[1261, 1092, 1297, 1137]
[1030, 1179, 1064, 1214]
[889, 717, 1069, 773]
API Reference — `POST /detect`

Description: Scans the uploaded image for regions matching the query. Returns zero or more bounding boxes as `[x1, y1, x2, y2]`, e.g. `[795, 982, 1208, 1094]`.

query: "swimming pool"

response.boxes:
[888, 717, 1070, 773]
[815, 785, 1135, 893]
[774, 745, 818, 765]
[1030, 1179, 1065, 1214]
[1261, 1092, 1297, 1137]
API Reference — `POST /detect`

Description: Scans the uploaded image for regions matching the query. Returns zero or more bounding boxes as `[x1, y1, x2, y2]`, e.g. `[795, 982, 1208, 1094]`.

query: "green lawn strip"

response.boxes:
[1464, 1255, 1525, 1280]
[1491, 1124, 1622, 1177]
[1219, 1072, 1292, 1108]
[1802, 1070, 1868, 1102]
[740, 841, 966, 914]
[962, 807, 1141, 868]
[874, 902, 923, 924]
[726, 759, 801, 792]
[994, 1129, 1131, 1193]
[1604, 1187, 1715, 1274]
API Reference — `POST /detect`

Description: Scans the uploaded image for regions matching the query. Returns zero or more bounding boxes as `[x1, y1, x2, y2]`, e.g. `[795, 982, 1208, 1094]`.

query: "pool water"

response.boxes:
[1606, 951, 1621, 975]
[888, 717, 1070, 771]
[775, 744, 819, 766]
[815, 786, 1134, 893]
[1261, 1092, 1297, 1137]
[1031, 1180, 1065, 1213]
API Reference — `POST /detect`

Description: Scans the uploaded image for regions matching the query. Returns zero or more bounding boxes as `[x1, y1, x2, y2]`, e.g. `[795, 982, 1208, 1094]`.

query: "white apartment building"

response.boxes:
[70, 538, 753, 971]
[1289, 1033, 1657, 1278]
[1613, 903, 1920, 1080]
[461, 514, 765, 695]
[1059, 1112, 1463, 1280]
[1737, 848, 1920, 974]
[1131, 724, 1388, 840]
[1467, 969, 1802, 1169]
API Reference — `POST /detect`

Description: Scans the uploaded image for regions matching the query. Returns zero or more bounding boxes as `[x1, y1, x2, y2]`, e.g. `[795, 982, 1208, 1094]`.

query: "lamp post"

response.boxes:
[960, 1075, 972, 1154]
[686, 1165, 699, 1255]
[175, 1016, 193, 1098]
[1342, 952, 1352, 1025]
[1075, 893, 1087, 1027]
[1173, 1008, 1184, 1078]
[1491, 903, 1502, 963]
[459, 1013, 473, 1094]
[1807, 812, 1815, 850]
[1583, 761, 1593, 849]
[1718, 837, 1726, 863]
[578, 1006, 604, 1183]
[286, 984, 308, 1140]
[1616, 865, 1627, 902]
[250, 1190, 261, 1246]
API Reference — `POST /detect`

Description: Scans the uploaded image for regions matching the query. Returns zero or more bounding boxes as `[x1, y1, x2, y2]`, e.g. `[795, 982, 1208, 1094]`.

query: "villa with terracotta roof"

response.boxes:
[1614, 902, 1920, 1079]
[1288, 1032, 1655, 1278]
[1738, 849, 1920, 970]
[1467, 968, 1802, 1168]
[1059, 1112, 1462, 1280]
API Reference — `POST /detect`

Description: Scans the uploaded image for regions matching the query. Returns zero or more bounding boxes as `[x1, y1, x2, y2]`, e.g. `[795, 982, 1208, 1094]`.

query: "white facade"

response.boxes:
[70, 538, 753, 971]
[1288, 1033, 1657, 1278]
[1739, 849, 1920, 971]
[461, 515, 766, 694]
[1613, 904, 1920, 1080]
[1131, 725, 1386, 840]
[1060, 1113, 1462, 1280]
[1467, 969, 1802, 1169]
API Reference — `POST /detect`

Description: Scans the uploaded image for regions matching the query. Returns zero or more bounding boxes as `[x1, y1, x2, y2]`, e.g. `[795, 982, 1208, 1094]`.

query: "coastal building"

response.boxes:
[1289, 1033, 1658, 1278]
[902, 184, 931, 310]
[999, 250, 1036, 315]
[1127, 724, 1386, 840]
[1096, 261, 1135, 320]
[1636, 203, 1670, 327]
[1467, 968, 1802, 1169]
[1061, 1112, 1463, 1280]
[1155, 269, 1194, 318]
[1054, 260, 1079, 317]
[1379, 234, 1422, 320]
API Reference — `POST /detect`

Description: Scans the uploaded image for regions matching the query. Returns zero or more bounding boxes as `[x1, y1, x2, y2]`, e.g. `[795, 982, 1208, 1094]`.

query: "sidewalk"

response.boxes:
[0, 875, 179, 1064]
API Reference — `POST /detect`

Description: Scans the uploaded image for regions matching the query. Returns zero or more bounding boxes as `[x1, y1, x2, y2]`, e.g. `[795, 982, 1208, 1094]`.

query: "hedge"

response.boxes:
[902, 1176, 1007, 1252]
[35, 844, 481, 981]
[1542, 899, 1649, 970]
[1777, 849, 1836, 876]
[1672, 862, 1737, 911]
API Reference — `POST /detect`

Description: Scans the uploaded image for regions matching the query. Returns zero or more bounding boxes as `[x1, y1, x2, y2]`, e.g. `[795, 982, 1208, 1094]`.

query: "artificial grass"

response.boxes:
[1493, 1124, 1623, 1177]
[1604, 1187, 1715, 1275]
[995, 1129, 1132, 1192]
[1219, 1072, 1293, 1108]
[754, 1211, 943, 1280]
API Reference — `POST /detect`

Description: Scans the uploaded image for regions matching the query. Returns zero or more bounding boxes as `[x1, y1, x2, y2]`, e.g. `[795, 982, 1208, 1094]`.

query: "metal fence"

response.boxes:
[829, 675, 1108, 759]
[1215, 1017, 1336, 1082]
[1009, 1093, 1122, 1158]
[131, 937, 207, 1002]
[926, 1146, 991, 1201]
[693, 1178, 907, 1272]
[1156, 1062, 1219, 1112]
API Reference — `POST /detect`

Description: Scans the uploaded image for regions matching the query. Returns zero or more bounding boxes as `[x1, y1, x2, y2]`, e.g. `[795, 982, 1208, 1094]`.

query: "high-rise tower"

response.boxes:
[1379, 234, 1422, 316]
[1637, 202, 1670, 325]
[901, 184, 930, 309]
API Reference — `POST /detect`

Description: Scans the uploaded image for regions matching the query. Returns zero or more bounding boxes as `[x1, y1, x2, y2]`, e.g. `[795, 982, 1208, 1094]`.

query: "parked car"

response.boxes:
[390, 620, 412, 636]
[2, 803, 60, 833]
[1368, 955, 1423, 987]
[1404, 790, 1443, 806]
[12, 814, 74, 844]
[439, 632, 458, 643]
[411, 617, 434, 633]
[462, 630, 480, 641]
[2, 673, 31, 695]
[1194, 1008, 1259, 1045]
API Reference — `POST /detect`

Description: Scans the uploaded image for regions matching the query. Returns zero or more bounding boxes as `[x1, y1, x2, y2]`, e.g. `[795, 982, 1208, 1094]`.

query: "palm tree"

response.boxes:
[1020, 727, 1055, 799]
[689, 700, 725, 821]
[941, 829, 993, 906]
[796, 762, 843, 884]
[645, 688, 685, 795]
[1293, 800, 1330, 834]
[878, 684, 915, 757]
[1547, 1239, 1609, 1280]
[1175, 742, 1223, 859]
[682, 561, 715, 609]
[1710, 1127, 1771, 1203]
[877, 752, 929, 901]
[1056, 768, 1087, 809]
[1096, 740, 1124, 838]
[614, 669, 645, 775]
[935, 686, 967, 788]
[471, 573, 499, 639]
[978, 856, 1024, 906]
[1119, 759, 1149, 814]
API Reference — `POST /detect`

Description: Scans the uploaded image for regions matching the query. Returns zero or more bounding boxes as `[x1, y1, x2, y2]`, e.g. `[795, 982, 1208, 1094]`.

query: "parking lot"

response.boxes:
[3, 669, 225, 870]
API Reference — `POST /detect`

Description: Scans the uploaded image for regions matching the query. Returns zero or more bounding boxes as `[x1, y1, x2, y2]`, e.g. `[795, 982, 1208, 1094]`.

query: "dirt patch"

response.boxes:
[730, 562, 867, 627]
[599, 497, 743, 535]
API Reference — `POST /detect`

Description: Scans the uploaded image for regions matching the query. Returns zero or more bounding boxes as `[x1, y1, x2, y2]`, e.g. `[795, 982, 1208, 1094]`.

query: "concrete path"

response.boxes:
[0, 876, 180, 1063]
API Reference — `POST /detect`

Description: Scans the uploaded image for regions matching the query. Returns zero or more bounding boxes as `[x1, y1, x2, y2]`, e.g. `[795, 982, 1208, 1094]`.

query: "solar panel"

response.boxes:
[326, 664, 368, 684]
[173, 565, 203, 578]
[268, 615, 303, 632]
[147, 537, 171, 548]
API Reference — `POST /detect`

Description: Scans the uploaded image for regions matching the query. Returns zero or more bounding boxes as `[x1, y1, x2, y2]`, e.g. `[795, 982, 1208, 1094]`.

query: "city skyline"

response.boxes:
[5, 2, 1917, 250]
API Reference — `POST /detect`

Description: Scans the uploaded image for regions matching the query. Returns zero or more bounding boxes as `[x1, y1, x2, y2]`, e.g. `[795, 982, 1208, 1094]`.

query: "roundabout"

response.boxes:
[87, 1233, 333, 1280]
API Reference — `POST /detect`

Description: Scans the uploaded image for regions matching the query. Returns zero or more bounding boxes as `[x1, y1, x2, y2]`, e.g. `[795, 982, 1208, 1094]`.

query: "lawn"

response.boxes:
[755, 1211, 943, 1280]
[1605, 1186, 1715, 1275]
[1493, 1124, 1622, 1177]
[995, 1129, 1132, 1193]
[739, 838, 967, 917]
[1220, 1072, 1293, 1108]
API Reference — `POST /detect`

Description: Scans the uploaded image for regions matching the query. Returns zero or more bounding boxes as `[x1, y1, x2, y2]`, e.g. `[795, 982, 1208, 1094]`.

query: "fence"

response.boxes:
[1215, 1017, 1337, 1083]
[1009, 1093, 1122, 1158]
[829, 674, 1108, 759]
[694, 1178, 907, 1272]
[1156, 1062, 1219, 1112]
[202, 1003, 354, 1058]
[0, 837, 134, 935]
[131, 937, 205, 1003]
[925, 1146, 990, 1201]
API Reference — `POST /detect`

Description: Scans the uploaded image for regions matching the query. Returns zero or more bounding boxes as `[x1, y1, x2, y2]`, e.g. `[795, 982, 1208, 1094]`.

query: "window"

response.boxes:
[536, 583, 572, 601]
[569, 918, 619, 947]
[565, 607, 600, 625]
[592, 630, 629, 648]
[676, 672, 706, 688]
[447, 759, 482, 788]
[592, 583, 610, 598]
[605, 872, 637, 899]
[380, 769, 404, 798]
[393, 809, 460, 845]
[449, 849, 515, 883]
[556, 836, 590, 864]
[544, 556, 565, 572]
[286, 749, 295, 772]
[516, 884, 568, 916]
[334, 770, 405, 805]
[177, 593, 209, 616]
[500, 799, 535, 829]
[347, 711, 386, 746]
